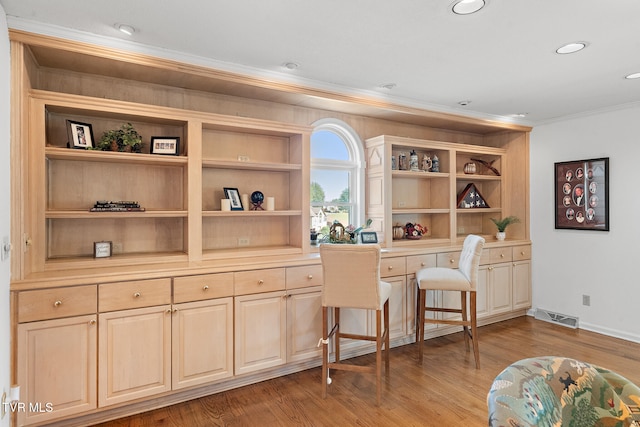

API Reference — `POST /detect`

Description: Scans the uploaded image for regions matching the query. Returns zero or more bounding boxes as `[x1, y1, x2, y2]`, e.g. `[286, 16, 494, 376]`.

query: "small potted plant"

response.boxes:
[490, 216, 520, 241]
[96, 122, 143, 153]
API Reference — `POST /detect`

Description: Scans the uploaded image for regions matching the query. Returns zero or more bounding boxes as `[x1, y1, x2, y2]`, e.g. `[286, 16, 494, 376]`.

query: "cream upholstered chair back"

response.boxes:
[320, 244, 382, 310]
[457, 234, 485, 291]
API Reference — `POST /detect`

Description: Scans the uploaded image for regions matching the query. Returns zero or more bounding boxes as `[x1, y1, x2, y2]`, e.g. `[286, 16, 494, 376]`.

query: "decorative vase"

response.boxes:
[496, 231, 506, 241]
[393, 225, 405, 240]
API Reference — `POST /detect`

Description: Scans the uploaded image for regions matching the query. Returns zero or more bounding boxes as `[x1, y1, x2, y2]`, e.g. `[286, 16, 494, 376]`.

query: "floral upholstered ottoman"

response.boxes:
[487, 356, 640, 427]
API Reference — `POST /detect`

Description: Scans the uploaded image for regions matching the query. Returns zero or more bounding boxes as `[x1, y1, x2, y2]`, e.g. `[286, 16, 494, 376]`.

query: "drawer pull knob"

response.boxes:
[421, 262, 425, 266]
[89, 319, 96, 325]
[521, 251, 525, 255]
[307, 275, 313, 279]
[133, 292, 141, 298]
[258, 280, 264, 285]
[450, 259, 455, 264]
[54, 300, 62, 307]
[388, 266, 393, 270]
[500, 253, 505, 258]
[203, 285, 209, 291]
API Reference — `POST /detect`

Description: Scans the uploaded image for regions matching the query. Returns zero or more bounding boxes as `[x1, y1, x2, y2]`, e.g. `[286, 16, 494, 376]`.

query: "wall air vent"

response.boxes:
[534, 309, 579, 329]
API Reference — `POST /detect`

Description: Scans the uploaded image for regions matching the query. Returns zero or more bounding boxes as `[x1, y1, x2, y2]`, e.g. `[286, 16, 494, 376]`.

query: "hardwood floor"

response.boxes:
[95, 316, 640, 427]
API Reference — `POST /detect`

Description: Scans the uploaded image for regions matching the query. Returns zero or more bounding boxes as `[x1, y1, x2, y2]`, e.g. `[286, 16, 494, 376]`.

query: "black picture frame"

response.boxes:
[66, 120, 94, 149]
[554, 157, 609, 231]
[223, 187, 243, 210]
[150, 137, 180, 155]
[360, 231, 378, 244]
[93, 241, 112, 258]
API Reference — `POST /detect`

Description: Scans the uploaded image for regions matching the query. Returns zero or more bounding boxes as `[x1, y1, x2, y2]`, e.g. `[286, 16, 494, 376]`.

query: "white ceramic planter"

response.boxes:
[496, 231, 506, 241]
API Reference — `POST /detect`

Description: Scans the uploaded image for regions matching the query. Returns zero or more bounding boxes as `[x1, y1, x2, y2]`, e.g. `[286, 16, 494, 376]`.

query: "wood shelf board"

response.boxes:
[202, 159, 301, 171]
[45, 147, 188, 166]
[392, 209, 450, 215]
[44, 252, 190, 272]
[391, 170, 450, 179]
[203, 246, 302, 260]
[45, 210, 188, 219]
[202, 210, 302, 217]
[456, 173, 501, 181]
[456, 208, 502, 214]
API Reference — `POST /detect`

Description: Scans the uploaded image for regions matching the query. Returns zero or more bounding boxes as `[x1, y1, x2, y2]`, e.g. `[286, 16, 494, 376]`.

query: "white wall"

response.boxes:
[530, 103, 640, 343]
[0, 4, 12, 427]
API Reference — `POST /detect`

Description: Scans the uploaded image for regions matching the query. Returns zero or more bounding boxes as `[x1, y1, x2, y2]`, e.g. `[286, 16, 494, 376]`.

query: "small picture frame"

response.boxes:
[360, 231, 378, 244]
[150, 137, 180, 155]
[223, 187, 243, 210]
[66, 120, 94, 149]
[93, 241, 112, 258]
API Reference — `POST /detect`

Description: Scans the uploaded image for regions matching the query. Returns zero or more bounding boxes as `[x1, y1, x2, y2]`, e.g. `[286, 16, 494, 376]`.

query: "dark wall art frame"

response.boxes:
[554, 157, 609, 231]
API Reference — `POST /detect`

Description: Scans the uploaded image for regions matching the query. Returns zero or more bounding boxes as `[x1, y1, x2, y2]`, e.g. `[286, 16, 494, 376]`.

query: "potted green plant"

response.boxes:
[490, 216, 520, 241]
[95, 122, 143, 153]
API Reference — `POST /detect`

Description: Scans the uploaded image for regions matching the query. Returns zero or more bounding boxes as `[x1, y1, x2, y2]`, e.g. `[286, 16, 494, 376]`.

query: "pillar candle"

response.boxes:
[266, 197, 275, 211]
[221, 199, 231, 211]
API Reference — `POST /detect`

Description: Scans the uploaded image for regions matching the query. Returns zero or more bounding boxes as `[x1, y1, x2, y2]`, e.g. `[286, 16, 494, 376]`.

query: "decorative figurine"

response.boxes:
[410, 150, 419, 171]
[431, 154, 440, 172]
[250, 191, 265, 210]
[422, 154, 432, 172]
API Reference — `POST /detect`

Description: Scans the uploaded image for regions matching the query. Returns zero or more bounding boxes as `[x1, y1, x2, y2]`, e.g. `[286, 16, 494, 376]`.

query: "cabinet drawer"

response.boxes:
[18, 285, 97, 323]
[512, 244, 531, 261]
[406, 254, 436, 275]
[490, 248, 513, 264]
[235, 268, 285, 295]
[173, 273, 234, 303]
[99, 278, 172, 312]
[380, 257, 406, 277]
[286, 265, 323, 290]
[437, 252, 460, 268]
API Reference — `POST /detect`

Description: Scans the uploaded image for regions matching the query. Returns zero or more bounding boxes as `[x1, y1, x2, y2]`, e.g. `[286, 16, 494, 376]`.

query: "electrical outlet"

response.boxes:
[237, 155, 250, 162]
[112, 242, 123, 254]
[398, 201, 406, 207]
[457, 227, 465, 234]
[582, 294, 591, 306]
[238, 237, 250, 246]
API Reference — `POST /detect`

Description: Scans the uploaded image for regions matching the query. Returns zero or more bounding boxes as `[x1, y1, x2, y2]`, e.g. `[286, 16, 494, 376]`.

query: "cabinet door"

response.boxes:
[512, 260, 532, 310]
[287, 287, 323, 363]
[385, 275, 408, 339]
[172, 298, 234, 390]
[489, 263, 512, 315]
[98, 305, 172, 407]
[235, 291, 287, 375]
[17, 315, 97, 426]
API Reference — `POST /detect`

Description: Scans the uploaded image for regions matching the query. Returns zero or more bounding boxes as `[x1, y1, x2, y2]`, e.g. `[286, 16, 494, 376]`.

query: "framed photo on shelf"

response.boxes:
[223, 187, 243, 210]
[554, 157, 609, 231]
[66, 120, 94, 149]
[150, 137, 180, 155]
[360, 231, 378, 244]
[93, 241, 112, 258]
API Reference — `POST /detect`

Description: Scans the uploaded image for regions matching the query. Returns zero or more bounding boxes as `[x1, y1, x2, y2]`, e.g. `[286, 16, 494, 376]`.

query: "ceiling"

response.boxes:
[1, 0, 639, 127]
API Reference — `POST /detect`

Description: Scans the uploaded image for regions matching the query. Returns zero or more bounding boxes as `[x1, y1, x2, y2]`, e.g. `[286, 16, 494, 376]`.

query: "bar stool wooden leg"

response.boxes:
[461, 291, 469, 350]
[322, 306, 329, 398]
[471, 291, 480, 369]
[417, 288, 426, 362]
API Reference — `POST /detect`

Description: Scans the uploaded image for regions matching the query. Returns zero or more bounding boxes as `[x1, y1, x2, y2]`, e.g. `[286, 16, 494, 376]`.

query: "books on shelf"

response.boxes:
[90, 200, 146, 212]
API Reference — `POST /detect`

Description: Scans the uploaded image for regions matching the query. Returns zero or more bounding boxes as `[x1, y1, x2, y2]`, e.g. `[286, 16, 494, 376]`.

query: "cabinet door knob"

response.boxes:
[521, 251, 525, 256]
[166, 308, 172, 314]
[203, 285, 209, 291]
[53, 300, 62, 307]
[307, 274, 313, 279]
[421, 262, 425, 266]
[133, 292, 141, 298]
[258, 279, 264, 285]
[89, 319, 96, 325]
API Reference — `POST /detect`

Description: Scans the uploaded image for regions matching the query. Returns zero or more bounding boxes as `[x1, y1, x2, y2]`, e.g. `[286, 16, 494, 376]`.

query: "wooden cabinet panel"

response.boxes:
[488, 263, 512, 314]
[98, 278, 171, 312]
[234, 291, 287, 375]
[437, 251, 460, 268]
[98, 306, 172, 407]
[234, 268, 285, 295]
[18, 285, 96, 323]
[173, 273, 234, 303]
[489, 247, 513, 264]
[172, 298, 234, 389]
[512, 244, 531, 261]
[380, 256, 406, 277]
[512, 260, 532, 310]
[17, 315, 97, 426]
[285, 264, 323, 290]
[286, 287, 323, 362]
[406, 253, 437, 275]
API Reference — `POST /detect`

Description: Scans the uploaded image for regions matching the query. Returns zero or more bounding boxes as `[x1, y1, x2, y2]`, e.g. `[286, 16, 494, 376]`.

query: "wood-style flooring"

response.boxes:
[95, 316, 640, 426]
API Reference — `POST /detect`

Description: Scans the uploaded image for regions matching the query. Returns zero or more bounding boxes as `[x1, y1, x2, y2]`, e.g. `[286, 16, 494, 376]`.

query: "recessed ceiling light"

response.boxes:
[282, 62, 299, 70]
[556, 42, 587, 54]
[115, 23, 135, 36]
[625, 72, 640, 79]
[508, 113, 528, 118]
[458, 100, 472, 106]
[378, 83, 397, 90]
[452, 0, 486, 15]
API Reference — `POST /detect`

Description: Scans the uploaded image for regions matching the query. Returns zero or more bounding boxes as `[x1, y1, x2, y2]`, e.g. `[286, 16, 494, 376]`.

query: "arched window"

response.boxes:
[310, 119, 364, 236]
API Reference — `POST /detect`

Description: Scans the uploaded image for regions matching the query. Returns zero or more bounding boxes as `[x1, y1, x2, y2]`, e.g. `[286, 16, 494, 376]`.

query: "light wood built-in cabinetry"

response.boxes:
[9, 31, 531, 426]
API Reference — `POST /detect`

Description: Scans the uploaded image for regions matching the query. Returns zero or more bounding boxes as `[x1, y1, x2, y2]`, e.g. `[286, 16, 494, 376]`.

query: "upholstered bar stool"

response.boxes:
[319, 244, 391, 406]
[415, 234, 485, 368]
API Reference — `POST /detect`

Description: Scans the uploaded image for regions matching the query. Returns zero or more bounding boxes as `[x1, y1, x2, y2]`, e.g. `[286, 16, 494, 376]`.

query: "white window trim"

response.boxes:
[310, 118, 365, 226]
